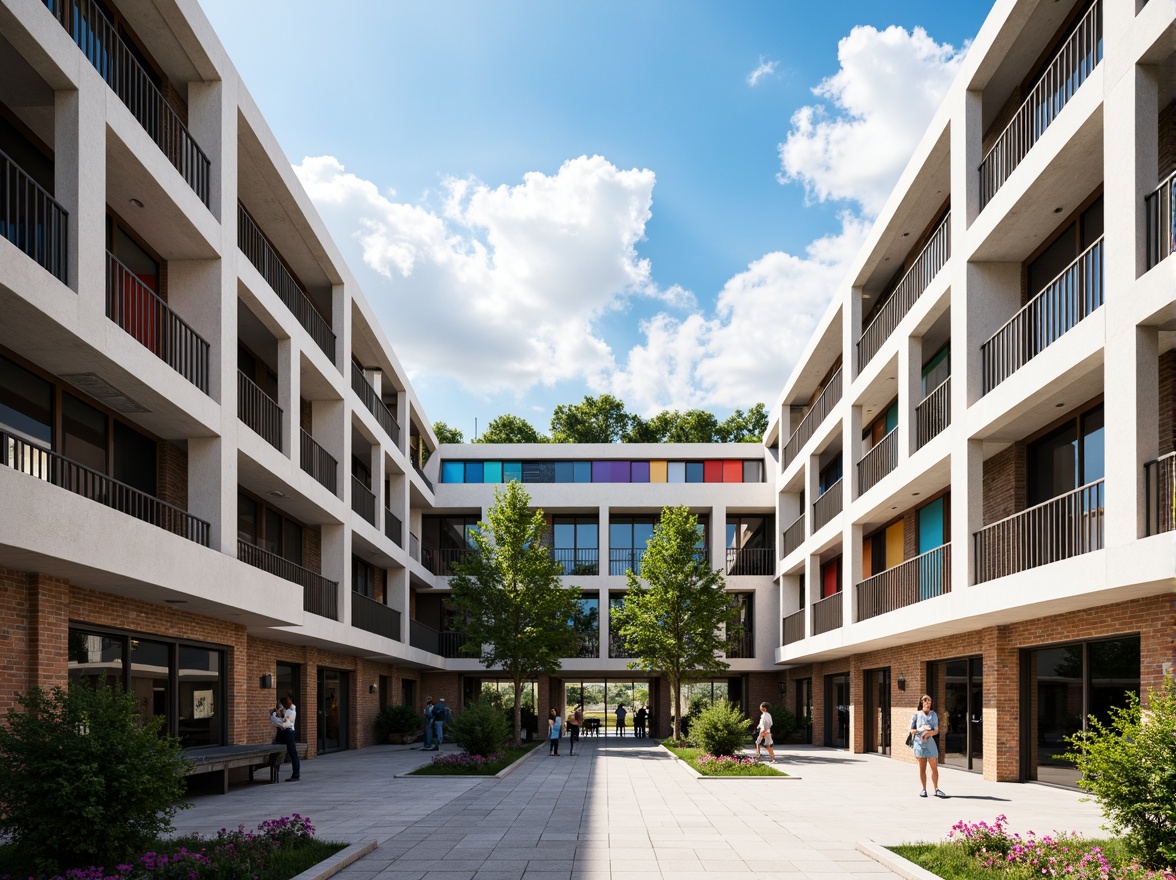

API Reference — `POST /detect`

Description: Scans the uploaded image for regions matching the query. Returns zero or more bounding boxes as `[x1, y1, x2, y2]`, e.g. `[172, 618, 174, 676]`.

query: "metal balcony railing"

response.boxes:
[981, 237, 1104, 394]
[409, 532, 420, 562]
[916, 377, 951, 450]
[782, 610, 805, 646]
[2, 429, 209, 545]
[384, 508, 403, 546]
[351, 592, 401, 641]
[299, 429, 337, 495]
[1, 148, 67, 282]
[1145, 170, 1175, 270]
[725, 547, 774, 576]
[351, 475, 376, 526]
[350, 362, 401, 446]
[551, 548, 599, 576]
[106, 253, 209, 393]
[811, 592, 843, 636]
[413, 461, 434, 492]
[858, 214, 951, 369]
[782, 513, 806, 558]
[856, 544, 951, 622]
[43, 0, 210, 204]
[1144, 452, 1176, 536]
[609, 547, 647, 576]
[409, 618, 439, 653]
[974, 479, 1104, 583]
[237, 370, 282, 451]
[858, 428, 899, 497]
[237, 540, 337, 619]
[812, 478, 843, 532]
[782, 367, 842, 468]
[979, 0, 1102, 207]
[421, 547, 473, 576]
[237, 204, 335, 360]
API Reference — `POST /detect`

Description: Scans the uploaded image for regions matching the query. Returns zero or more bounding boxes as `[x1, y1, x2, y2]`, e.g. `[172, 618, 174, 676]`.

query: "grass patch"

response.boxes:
[408, 743, 537, 775]
[255, 838, 349, 880]
[662, 744, 787, 777]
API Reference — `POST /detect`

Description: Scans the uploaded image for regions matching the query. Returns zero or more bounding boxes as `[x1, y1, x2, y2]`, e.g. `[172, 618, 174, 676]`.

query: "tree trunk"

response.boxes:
[672, 677, 682, 741]
[512, 676, 523, 746]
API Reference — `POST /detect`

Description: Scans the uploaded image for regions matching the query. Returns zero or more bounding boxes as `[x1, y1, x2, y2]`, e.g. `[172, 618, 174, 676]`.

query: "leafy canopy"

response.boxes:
[433, 421, 464, 444]
[551, 393, 631, 443]
[476, 414, 546, 444]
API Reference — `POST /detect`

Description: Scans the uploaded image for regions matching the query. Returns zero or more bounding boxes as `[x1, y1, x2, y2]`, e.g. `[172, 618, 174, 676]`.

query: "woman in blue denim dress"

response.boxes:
[910, 694, 946, 798]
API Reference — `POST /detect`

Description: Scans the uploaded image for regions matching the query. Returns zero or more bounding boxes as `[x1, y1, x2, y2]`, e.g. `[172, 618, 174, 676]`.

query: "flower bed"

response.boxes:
[891, 815, 1176, 880]
[408, 744, 537, 776]
[662, 744, 786, 777]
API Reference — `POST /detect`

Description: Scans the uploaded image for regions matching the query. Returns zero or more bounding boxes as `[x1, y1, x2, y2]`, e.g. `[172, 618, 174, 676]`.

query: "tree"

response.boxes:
[550, 394, 631, 443]
[665, 410, 720, 443]
[433, 421, 464, 444]
[448, 482, 585, 744]
[476, 414, 546, 444]
[717, 404, 769, 443]
[610, 505, 742, 741]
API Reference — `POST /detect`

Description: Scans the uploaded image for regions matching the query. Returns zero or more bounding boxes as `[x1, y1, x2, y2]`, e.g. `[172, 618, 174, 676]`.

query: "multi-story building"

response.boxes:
[0, 0, 1172, 788]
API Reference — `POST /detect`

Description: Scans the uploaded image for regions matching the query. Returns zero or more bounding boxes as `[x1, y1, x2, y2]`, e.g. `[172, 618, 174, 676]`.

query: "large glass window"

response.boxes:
[609, 516, 657, 575]
[0, 355, 52, 445]
[178, 645, 221, 748]
[353, 555, 375, 598]
[573, 595, 599, 658]
[1027, 404, 1104, 506]
[62, 393, 107, 472]
[921, 344, 950, 397]
[238, 491, 303, 564]
[818, 454, 842, 494]
[552, 516, 599, 575]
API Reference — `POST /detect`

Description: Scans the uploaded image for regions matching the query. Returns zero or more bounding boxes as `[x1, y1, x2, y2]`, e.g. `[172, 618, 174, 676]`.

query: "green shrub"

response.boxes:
[450, 699, 510, 757]
[374, 704, 421, 740]
[0, 679, 190, 875]
[688, 699, 750, 757]
[678, 693, 712, 739]
[1065, 678, 1176, 868]
[766, 704, 797, 741]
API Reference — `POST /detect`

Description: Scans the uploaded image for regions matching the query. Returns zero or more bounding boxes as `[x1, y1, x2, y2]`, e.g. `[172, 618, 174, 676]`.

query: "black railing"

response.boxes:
[812, 478, 843, 532]
[856, 544, 951, 621]
[858, 428, 898, 497]
[1, 148, 67, 282]
[858, 214, 950, 369]
[413, 462, 434, 492]
[609, 548, 647, 577]
[237, 370, 282, 450]
[349, 362, 400, 445]
[107, 252, 209, 393]
[725, 547, 774, 576]
[409, 532, 420, 562]
[811, 592, 843, 636]
[384, 508, 403, 546]
[421, 547, 473, 576]
[352, 592, 401, 641]
[782, 513, 806, 558]
[2, 430, 209, 545]
[974, 480, 1104, 583]
[1145, 171, 1175, 270]
[299, 429, 336, 495]
[351, 475, 376, 526]
[238, 540, 337, 619]
[43, 0, 210, 204]
[979, 0, 1102, 207]
[916, 377, 951, 449]
[237, 204, 335, 361]
[982, 237, 1103, 393]
[551, 548, 599, 576]
[782, 610, 805, 646]
[782, 367, 842, 468]
[1144, 452, 1176, 536]
[409, 622, 475, 658]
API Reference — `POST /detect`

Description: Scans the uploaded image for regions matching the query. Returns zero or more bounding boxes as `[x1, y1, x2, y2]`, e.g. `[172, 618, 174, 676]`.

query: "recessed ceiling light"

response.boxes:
[129, 197, 144, 208]
[902, 232, 910, 237]
[269, 489, 286, 498]
[1053, 206, 1064, 213]
[1056, 402, 1065, 407]
[913, 492, 920, 497]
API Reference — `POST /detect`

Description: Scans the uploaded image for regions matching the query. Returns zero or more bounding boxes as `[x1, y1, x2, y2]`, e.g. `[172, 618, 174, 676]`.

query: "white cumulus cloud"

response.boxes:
[747, 56, 778, 86]
[779, 25, 966, 215]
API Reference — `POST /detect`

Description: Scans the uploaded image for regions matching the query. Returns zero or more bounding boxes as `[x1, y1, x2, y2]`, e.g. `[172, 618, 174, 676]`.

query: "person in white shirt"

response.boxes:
[270, 694, 300, 781]
[755, 702, 777, 763]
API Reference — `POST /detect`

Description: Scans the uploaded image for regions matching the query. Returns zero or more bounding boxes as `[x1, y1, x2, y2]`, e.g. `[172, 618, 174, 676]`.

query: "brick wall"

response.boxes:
[156, 440, 188, 510]
[0, 569, 33, 715]
[982, 443, 1025, 525]
[304, 528, 321, 575]
[1159, 351, 1176, 456]
[1160, 99, 1175, 181]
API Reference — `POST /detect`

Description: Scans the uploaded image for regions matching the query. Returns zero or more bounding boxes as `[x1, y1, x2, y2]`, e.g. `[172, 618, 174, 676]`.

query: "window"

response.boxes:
[818, 454, 842, 495]
[238, 491, 303, 564]
[352, 555, 375, 598]
[820, 556, 841, 598]
[862, 400, 898, 453]
[1026, 404, 1104, 506]
[1027, 196, 1103, 300]
[573, 595, 600, 657]
[0, 354, 52, 445]
[726, 516, 772, 576]
[922, 344, 950, 397]
[862, 521, 903, 579]
[609, 516, 658, 575]
[552, 516, 599, 575]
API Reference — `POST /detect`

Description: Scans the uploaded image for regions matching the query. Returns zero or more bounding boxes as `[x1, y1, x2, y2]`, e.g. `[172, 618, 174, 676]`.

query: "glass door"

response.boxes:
[825, 673, 850, 748]
[317, 668, 350, 753]
[864, 668, 891, 754]
[932, 657, 982, 773]
[795, 678, 813, 743]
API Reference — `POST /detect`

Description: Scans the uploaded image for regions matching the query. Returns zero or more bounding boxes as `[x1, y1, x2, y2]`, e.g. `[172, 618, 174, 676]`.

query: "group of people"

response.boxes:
[612, 703, 650, 736]
[418, 696, 451, 751]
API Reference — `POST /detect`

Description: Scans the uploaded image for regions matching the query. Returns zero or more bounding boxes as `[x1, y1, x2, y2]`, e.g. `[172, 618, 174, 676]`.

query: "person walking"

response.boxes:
[614, 703, 627, 736]
[568, 704, 582, 755]
[754, 702, 777, 763]
[634, 705, 647, 738]
[432, 697, 451, 751]
[269, 694, 300, 782]
[910, 694, 946, 798]
[420, 697, 436, 750]
[548, 708, 562, 755]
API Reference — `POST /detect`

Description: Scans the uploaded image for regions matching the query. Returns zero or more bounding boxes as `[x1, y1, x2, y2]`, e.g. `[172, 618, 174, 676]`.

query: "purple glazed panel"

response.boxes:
[611, 461, 631, 482]
[592, 461, 611, 482]
[631, 461, 650, 482]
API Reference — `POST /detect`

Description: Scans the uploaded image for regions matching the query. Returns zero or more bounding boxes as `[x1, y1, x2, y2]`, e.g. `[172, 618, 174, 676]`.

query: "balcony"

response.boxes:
[237, 370, 282, 451]
[408, 620, 468, 658]
[384, 507, 403, 546]
[351, 475, 376, 527]
[409, 532, 420, 562]
[422, 546, 473, 576]
[856, 544, 951, 622]
[726, 627, 754, 659]
[811, 591, 843, 636]
[237, 540, 337, 619]
[552, 548, 599, 576]
[350, 362, 400, 446]
[299, 429, 337, 495]
[858, 213, 951, 370]
[412, 461, 434, 492]
[609, 547, 646, 577]
[981, 237, 1103, 394]
[979, 0, 1102, 208]
[106, 252, 209, 393]
[974, 480, 1104, 583]
[351, 592, 401, 641]
[725, 547, 774, 576]
[812, 479, 843, 532]
[782, 367, 842, 468]
[2, 429, 209, 545]
[1144, 452, 1175, 536]
[1145, 171, 1175, 270]
[237, 204, 335, 360]
[857, 428, 898, 496]
[1, 148, 67, 282]
[44, 0, 210, 205]
[782, 513, 806, 558]
[916, 377, 951, 449]
[782, 609, 805, 646]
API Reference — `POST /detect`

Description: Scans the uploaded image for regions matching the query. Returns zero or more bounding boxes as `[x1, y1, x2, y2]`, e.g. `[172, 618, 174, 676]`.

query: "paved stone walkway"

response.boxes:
[172, 737, 1107, 879]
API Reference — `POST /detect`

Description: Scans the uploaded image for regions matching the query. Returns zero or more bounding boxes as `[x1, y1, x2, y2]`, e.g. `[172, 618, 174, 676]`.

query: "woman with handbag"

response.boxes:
[909, 694, 945, 798]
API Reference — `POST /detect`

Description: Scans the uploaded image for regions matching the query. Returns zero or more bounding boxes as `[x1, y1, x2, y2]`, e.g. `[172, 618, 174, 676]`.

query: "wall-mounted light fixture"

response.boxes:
[897, 674, 906, 691]
[369, 684, 378, 694]
[260, 673, 274, 690]
[777, 681, 787, 696]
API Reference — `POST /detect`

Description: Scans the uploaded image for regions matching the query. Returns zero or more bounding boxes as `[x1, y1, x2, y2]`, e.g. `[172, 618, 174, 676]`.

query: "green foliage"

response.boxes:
[448, 482, 586, 743]
[717, 404, 769, 442]
[450, 699, 512, 757]
[765, 704, 797, 741]
[663, 745, 785, 777]
[610, 505, 741, 740]
[1065, 678, 1176, 868]
[374, 703, 421, 739]
[550, 394, 631, 443]
[688, 699, 751, 757]
[410, 744, 536, 776]
[476, 414, 547, 443]
[0, 679, 190, 874]
[432, 421, 464, 444]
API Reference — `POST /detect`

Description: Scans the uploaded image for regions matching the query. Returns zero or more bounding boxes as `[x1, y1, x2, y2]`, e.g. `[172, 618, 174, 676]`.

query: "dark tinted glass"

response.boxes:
[62, 393, 107, 471]
[0, 356, 52, 444]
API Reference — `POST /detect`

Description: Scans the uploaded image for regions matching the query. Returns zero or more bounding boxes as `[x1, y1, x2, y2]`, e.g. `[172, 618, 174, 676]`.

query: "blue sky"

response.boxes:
[201, 1, 990, 439]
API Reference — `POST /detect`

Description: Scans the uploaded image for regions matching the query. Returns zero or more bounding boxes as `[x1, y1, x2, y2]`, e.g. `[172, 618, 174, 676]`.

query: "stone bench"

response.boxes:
[183, 744, 287, 795]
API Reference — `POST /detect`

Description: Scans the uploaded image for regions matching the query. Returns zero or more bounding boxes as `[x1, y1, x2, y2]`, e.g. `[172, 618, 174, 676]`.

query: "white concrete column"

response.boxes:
[311, 397, 345, 498]
[901, 335, 923, 457]
[58, 72, 105, 311]
[331, 283, 346, 375]
[955, 437, 985, 590]
[845, 520, 862, 627]
[277, 338, 298, 459]
[806, 453, 820, 536]
[1106, 326, 1158, 545]
[960, 89, 983, 228]
[322, 522, 347, 624]
[847, 287, 863, 380]
[371, 440, 386, 531]
[964, 263, 1021, 406]
[846, 403, 863, 502]
[188, 435, 234, 553]
[803, 553, 818, 638]
[710, 503, 726, 575]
